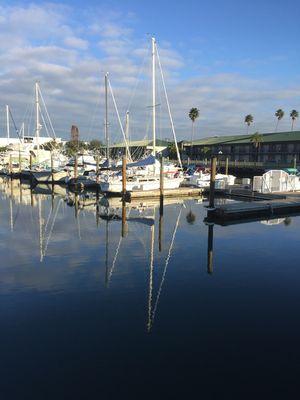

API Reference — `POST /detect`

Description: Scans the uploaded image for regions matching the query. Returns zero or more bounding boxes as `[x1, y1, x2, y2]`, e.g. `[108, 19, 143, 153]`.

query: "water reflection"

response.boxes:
[0, 178, 297, 332]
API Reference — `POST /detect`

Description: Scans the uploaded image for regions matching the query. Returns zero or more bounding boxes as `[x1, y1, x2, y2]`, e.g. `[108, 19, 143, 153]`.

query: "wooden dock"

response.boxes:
[207, 196, 300, 224]
[130, 187, 203, 199]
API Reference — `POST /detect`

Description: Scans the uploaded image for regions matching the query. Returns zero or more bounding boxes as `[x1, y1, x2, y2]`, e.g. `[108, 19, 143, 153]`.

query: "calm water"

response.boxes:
[0, 179, 300, 399]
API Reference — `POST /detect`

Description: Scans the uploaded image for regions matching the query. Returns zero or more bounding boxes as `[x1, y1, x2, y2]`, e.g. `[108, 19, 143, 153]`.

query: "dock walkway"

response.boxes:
[208, 195, 300, 224]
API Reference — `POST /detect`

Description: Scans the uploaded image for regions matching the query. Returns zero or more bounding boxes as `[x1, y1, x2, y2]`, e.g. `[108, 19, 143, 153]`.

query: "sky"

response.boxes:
[0, 0, 300, 142]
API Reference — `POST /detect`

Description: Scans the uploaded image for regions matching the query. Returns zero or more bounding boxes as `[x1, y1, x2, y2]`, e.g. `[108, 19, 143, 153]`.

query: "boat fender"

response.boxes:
[104, 174, 109, 182]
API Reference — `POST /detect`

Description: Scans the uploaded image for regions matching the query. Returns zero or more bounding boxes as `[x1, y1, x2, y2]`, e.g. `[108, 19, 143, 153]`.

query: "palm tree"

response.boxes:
[275, 109, 284, 132]
[250, 131, 263, 162]
[244, 114, 254, 134]
[189, 108, 199, 149]
[290, 110, 299, 131]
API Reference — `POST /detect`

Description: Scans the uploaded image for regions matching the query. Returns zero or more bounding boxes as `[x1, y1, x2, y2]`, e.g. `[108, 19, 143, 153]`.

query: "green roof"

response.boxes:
[184, 131, 300, 146]
[110, 139, 171, 148]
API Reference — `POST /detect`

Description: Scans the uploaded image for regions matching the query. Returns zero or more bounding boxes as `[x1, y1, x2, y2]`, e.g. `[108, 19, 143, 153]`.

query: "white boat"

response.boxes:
[185, 170, 236, 188]
[100, 175, 183, 193]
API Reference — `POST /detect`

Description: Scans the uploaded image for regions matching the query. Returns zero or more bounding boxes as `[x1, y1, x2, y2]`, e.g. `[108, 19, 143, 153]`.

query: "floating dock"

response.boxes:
[207, 196, 300, 225]
[129, 187, 203, 199]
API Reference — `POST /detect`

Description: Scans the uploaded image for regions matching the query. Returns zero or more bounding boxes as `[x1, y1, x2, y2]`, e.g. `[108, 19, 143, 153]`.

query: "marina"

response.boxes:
[1, 2, 300, 397]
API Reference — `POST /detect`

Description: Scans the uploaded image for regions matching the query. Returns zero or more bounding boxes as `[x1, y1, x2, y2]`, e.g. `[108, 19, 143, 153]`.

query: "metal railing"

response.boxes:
[173, 158, 297, 169]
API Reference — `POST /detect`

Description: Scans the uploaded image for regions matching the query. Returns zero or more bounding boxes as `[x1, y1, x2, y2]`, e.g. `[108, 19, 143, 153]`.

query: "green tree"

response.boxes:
[189, 108, 200, 147]
[275, 109, 284, 132]
[244, 114, 254, 134]
[201, 146, 211, 159]
[290, 110, 299, 131]
[88, 139, 103, 153]
[250, 131, 263, 162]
[42, 140, 63, 151]
[167, 143, 177, 159]
[64, 140, 87, 156]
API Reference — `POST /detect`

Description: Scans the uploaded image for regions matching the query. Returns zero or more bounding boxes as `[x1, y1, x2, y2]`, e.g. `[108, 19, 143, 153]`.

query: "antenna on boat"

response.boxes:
[107, 76, 132, 161]
[125, 111, 130, 160]
[6, 105, 10, 145]
[104, 73, 109, 165]
[35, 81, 41, 159]
[155, 42, 182, 168]
[152, 37, 156, 157]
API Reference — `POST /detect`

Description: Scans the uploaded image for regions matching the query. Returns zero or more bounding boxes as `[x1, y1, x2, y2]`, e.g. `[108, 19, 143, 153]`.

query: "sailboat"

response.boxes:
[100, 37, 184, 194]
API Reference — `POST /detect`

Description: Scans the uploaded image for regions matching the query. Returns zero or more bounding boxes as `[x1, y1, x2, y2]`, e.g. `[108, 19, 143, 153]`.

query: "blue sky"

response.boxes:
[0, 0, 299, 141]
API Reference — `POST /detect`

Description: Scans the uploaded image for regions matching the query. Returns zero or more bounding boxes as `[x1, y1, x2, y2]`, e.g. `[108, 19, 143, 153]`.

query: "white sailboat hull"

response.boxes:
[100, 177, 184, 193]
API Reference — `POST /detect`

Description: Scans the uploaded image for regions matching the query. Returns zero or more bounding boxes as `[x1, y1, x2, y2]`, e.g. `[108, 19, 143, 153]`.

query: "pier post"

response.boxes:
[160, 155, 164, 209]
[225, 157, 229, 175]
[96, 155, 100, 183]
[9, 154, 12, 177]
[208, 156, 217, 210]
[29, 154, 32, 170]
[122, 155, 126, 197]
[19, 149, 22, 174]
[51, 152, 54, 183]
[74, 155, 78, 184]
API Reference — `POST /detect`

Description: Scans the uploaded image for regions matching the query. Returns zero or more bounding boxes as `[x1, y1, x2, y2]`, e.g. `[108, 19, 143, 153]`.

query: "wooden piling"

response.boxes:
[160, 155, 164, 211]
[9, 154, 12, 176]
[225, 157, 229, 175]
[122, 155, 126, 196]
[96, 155, 100, 182]
[74, 155, 78, 184]
[208, 156, 217, 209]
[19, 149, 22, 174]
[29, 154, 33, 170]
[51, 152, 54, 183]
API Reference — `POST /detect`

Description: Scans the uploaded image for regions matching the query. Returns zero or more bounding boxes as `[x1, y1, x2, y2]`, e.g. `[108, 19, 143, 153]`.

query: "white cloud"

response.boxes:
[0, 2, 299, 142]
[64, 36, 89, 50]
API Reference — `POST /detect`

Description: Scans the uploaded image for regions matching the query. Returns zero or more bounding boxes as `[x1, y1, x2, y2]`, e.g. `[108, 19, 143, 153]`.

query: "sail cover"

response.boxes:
[127, 155, 158, 168]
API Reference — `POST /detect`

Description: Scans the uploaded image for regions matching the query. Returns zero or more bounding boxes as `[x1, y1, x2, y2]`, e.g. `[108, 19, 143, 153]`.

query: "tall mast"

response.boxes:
[105, 73, 109, 163]
[6, 105, 10, 144]
[152, 37, 156, 157]
[125, 110, 129, 160]
[35, 82, 40, 157]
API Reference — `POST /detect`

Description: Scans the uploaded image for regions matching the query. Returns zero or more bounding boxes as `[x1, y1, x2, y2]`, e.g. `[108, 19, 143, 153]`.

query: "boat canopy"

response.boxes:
[127, 155, 158, 168]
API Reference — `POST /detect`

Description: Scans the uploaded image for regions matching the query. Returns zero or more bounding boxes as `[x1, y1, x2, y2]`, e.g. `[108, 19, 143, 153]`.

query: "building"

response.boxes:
[183, 131, 300, 165]
[71, 125, 79, 142]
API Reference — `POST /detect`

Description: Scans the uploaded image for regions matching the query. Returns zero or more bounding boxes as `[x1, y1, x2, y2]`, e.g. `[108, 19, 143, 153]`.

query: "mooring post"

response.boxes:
[160, 155, 164, 209]
[9, 154, 12, 177]
[51, 152, 54, 183]
[19, 149, 22, 174]
[293, 155, 297, 169]
[29, 154, 33, 170]
[122, 155, 126, 198]
[208, 156, 217, 210]
[74, 154, 78, 184]
[96, 155, 100, 182]
[225, 157, 229, 175]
